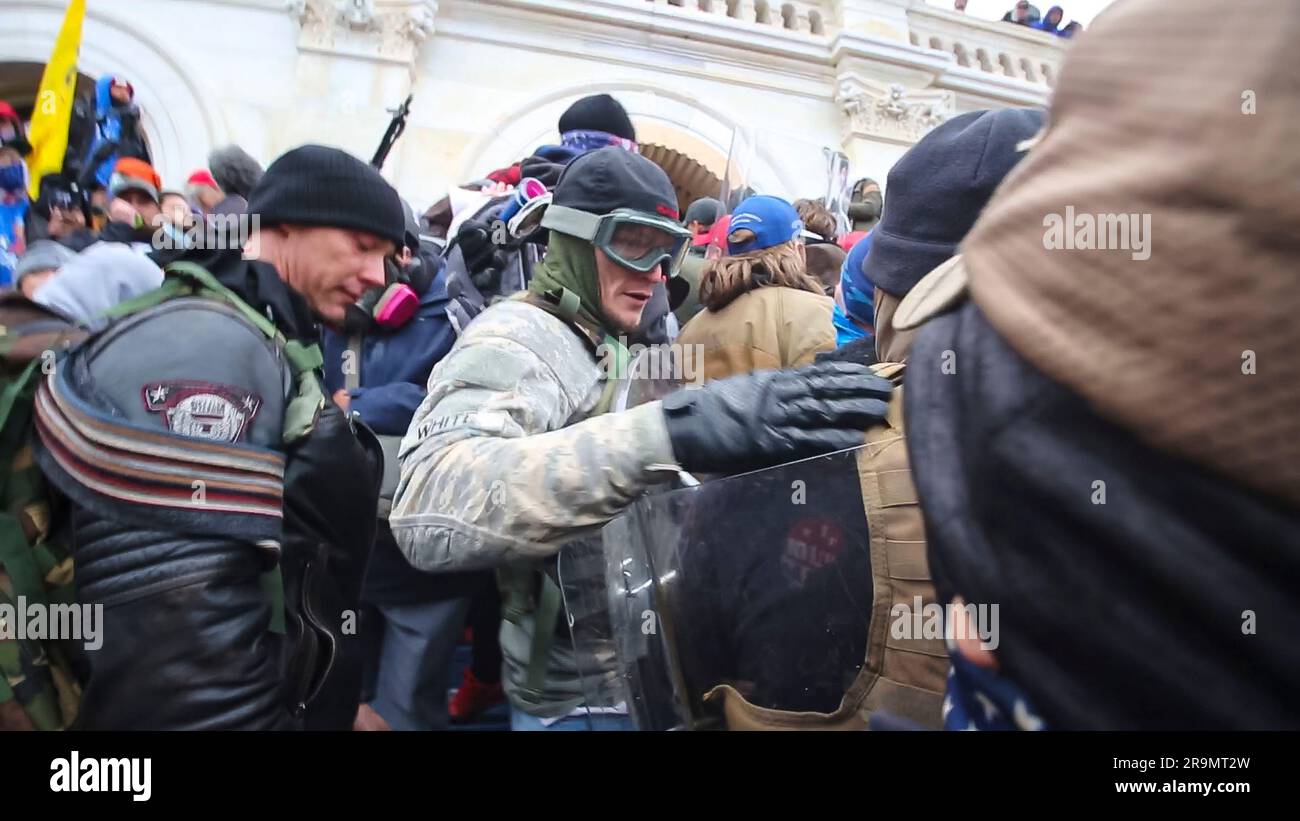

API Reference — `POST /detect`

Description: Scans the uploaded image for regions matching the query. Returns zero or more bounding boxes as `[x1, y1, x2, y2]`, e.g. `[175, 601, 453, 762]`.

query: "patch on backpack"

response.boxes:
[141, 381, 262, 442]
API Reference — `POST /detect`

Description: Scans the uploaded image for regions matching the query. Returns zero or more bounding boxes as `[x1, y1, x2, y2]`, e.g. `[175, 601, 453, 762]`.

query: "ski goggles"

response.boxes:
[542, 205, 692, 275]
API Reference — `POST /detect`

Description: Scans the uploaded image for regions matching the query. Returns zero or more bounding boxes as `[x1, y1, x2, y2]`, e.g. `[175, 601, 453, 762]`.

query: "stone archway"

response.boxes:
[458, 81, 788, 207]
[0, 0, 228, 186]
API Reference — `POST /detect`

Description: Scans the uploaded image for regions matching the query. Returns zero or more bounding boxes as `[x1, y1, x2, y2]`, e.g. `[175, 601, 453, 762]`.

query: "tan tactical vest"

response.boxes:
[703, 362, 948, 730]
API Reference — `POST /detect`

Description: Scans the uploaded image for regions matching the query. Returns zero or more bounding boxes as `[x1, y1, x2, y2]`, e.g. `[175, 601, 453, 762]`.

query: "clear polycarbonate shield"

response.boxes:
[560, 445, 874, 730]
[823, 147, 853, 236]
[710, 127, 857, 254]
[553, 534, 628, 725]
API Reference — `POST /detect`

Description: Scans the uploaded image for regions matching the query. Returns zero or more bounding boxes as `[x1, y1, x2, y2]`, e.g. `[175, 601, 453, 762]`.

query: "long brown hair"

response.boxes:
[794, 198, 837, 242]
[698, 230, 825, 311]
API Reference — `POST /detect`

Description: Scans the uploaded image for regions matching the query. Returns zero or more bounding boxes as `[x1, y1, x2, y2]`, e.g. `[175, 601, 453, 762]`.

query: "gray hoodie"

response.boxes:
[35, 241, 163, 330]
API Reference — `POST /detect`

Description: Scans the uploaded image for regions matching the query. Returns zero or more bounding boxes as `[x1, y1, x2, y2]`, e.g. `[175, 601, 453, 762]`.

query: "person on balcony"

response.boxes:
[1034, 6, 1067, 35]
[1001, 1, 1042, 26]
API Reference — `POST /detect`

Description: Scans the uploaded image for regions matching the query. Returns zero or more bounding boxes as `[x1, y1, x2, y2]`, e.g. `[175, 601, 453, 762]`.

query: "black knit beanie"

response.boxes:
[558, 94, 636, 142]
[866, 108, 1043, 297]
[247, 145, 405, 247]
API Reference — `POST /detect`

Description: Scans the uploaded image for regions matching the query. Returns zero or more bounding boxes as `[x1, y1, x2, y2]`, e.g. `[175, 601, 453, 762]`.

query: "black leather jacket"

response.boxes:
[35, 248, 381, 729]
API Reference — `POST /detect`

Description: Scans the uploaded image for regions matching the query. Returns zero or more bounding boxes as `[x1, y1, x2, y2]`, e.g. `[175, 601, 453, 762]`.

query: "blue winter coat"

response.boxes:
[323, 265, 456, 436]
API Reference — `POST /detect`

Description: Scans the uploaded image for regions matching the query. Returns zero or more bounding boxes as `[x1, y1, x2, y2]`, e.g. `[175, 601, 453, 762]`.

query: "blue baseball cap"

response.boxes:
[726, 195, 803, 255]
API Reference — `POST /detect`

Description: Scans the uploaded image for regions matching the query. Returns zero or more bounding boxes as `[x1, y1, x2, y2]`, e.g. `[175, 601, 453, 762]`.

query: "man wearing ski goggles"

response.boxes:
[391, 146, 894, 731]
[536, 149, 692, 334]
[542, 206, 691, 277]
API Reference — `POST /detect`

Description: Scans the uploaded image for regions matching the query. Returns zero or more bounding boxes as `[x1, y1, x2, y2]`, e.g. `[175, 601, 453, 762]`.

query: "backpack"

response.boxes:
[0, 262, 325, 730]
[443, 197, 543, 336]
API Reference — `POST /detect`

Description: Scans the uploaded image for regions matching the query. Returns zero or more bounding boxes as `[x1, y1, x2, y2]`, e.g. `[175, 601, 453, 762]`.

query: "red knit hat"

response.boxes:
[186, 169, 220, 189]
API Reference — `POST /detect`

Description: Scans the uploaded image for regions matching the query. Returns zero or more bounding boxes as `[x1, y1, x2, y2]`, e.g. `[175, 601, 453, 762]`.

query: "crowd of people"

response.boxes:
[0, 0, 1294, 733]
[1006, 2, 1082, 36]
[947, 1, 1082, 37]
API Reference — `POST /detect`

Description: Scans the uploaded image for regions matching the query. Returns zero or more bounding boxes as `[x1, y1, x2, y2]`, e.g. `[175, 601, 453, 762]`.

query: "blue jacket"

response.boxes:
[323, 266, 455, 436]
[0, 195, 28, 288]
[1033, 6, 1065, 35]
[86, 77, 124, 188]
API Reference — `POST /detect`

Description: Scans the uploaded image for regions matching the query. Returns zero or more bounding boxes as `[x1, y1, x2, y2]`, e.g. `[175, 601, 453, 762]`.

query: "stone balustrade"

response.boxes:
[906, 4, 1066, 88]
[640, 0, 832, 36]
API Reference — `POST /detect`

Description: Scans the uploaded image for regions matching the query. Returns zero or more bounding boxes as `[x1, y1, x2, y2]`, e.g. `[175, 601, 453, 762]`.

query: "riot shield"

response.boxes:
[550, 534, 627, 724]
[561, 445, 873, 730]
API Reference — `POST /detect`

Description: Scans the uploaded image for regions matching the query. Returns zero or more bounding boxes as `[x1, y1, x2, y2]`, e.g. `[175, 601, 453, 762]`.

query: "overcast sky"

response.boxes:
[925, 0, 1119, 28]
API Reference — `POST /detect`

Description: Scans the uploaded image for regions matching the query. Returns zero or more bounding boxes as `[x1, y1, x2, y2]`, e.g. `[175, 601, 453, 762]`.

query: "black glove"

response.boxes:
[660, 361, 892, 475]
[453, 218, 496, 275]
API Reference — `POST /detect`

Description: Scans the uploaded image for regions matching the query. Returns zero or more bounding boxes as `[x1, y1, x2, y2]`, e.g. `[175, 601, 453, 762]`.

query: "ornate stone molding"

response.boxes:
[287, 0, 436, 64]
[835, 75, 954, 145]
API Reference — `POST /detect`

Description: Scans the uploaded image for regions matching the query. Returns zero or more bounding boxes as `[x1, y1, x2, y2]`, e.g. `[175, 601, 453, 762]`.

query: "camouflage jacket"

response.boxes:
[389, 298, 679, 573]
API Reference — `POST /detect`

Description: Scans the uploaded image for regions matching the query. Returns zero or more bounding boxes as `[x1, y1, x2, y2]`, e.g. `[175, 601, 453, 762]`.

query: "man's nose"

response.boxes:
[361, 255, 387, 289]
[644, 262, 665, 283]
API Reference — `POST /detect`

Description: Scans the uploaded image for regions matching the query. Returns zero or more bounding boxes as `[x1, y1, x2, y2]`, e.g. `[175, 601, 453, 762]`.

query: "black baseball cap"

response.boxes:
[551, 147, 679, 221]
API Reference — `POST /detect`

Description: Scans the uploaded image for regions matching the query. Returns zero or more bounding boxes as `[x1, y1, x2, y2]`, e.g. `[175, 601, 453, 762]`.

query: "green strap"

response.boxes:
[523, 573, 563, 699]
[555, 288, 582, 322]
[283, 340, 324, 375]
[0, 358, 39, 434]
[0, 514, 46, 610]
[593, 370, 623, 416]
[94, 277, 190, 321]
[164, 262, 282, 341]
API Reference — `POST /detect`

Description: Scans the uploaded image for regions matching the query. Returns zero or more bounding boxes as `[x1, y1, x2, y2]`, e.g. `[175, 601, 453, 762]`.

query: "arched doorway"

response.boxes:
[638, 144, 720, 214]
[0, 0, 227, 186]
[0, 60, 148, 180]
[457, 82, 787, 212]
[0, 61, 96, 115]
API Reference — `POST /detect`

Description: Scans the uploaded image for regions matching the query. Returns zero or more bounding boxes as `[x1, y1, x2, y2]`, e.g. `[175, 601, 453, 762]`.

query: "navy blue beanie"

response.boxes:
[866, 108, 1044, 298]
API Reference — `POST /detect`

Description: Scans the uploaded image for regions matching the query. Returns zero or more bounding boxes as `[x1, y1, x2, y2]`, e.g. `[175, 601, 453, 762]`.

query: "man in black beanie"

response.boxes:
[32, 144, 404, 729]
[557, 92, 637, 145]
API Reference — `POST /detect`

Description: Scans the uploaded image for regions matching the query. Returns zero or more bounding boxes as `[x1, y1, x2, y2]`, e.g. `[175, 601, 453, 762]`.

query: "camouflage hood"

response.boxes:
[527, 232, 611, 335]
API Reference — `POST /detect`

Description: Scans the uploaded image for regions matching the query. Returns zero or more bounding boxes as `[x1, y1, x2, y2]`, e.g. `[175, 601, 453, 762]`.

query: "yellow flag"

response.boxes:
[25, 0, 87, 199]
